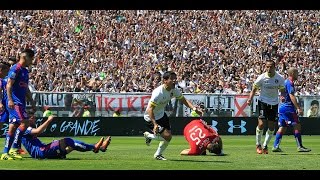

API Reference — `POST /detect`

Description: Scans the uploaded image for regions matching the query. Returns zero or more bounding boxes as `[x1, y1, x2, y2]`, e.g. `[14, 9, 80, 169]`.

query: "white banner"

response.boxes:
[181, 94, 235, 117]
[182, 94, 207, 117]
[31, 93, 65, 107]
[206, 94, 234, 111]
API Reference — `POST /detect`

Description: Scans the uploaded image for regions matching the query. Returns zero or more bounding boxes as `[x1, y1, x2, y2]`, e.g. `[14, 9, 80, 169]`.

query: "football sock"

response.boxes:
[263, 129, 274, 148]
[147, 133, 165, 141]
[12, 126, 26, 149]
[154, 140, 169, 157]
[273, 132, 283, 148]
[256, 126, 263, 146]
[3, 132, 14, 153]
[64, 138, 94, 152]
[294, 130, 302, 147]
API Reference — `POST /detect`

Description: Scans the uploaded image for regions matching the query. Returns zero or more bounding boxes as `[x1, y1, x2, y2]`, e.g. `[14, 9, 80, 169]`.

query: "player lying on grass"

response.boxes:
[180, 119, 224, 156]
[21, 111, 111, 159]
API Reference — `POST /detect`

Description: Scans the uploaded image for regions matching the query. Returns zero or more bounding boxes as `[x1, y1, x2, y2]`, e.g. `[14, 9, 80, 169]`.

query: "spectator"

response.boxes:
[0, 10, 319, 95]
[190, 103, 207, 117]
[82, 105, 91, 117]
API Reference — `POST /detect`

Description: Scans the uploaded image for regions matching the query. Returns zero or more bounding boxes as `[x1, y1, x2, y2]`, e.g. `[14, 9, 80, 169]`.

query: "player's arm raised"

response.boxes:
[30, 115, 55, 135]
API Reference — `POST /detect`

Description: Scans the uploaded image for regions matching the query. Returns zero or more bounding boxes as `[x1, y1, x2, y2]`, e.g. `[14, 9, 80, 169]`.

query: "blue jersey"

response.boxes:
[0, 78, 6, 104]
[279, 78, 296, 112]
[0, 78, 9, 123]
[278, 78, 300, 127]
[6, 63, 29, 107]
[22, 127, 66, 159]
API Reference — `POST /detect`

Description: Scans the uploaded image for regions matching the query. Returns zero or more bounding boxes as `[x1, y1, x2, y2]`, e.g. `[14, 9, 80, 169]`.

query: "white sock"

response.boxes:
[154, 140, 169, 157]
[147, 134, 165, 141]
[256, 126, 263, 146]
[263, 129, 274, 148]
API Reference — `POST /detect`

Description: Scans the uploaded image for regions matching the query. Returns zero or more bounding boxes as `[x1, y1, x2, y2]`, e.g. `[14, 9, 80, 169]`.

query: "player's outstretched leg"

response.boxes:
[100, 136, 112, 152]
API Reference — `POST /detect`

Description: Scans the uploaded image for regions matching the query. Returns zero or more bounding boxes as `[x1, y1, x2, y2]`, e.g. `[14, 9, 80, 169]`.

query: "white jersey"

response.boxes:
[253, 72, 285, 105]
[144, 84, 183, 121]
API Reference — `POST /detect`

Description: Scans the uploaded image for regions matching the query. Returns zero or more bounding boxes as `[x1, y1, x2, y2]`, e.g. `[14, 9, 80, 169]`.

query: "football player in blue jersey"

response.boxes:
[1, 49, 36, 160]
[0, 61, 10, 130]
[272, 68, 311, 153]
[22, 111, 111, 159]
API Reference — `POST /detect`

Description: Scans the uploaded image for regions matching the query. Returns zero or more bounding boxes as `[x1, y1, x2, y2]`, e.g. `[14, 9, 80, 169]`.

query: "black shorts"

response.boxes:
[145, 113, 171, 134]
[257, 100, 278, 121]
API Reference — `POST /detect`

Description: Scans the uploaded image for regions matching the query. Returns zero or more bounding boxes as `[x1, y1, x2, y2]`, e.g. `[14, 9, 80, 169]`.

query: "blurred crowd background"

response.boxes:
[1, 10, 320, 95]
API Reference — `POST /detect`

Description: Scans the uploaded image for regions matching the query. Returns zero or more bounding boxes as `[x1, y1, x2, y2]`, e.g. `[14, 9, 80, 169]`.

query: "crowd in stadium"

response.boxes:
[0, 10, 319, 95]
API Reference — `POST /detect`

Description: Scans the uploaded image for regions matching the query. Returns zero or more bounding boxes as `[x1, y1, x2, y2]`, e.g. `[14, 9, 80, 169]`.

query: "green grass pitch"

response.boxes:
[0, 135, 319, 170]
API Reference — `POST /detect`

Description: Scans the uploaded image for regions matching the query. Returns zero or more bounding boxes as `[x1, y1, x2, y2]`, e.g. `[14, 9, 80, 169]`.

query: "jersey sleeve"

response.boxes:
[149, 89, 160, 107]
[286, 80, 295, 95]
[253, 74, 263, 89]
[8, 65, 21, 81]
[24, 127, 33, 136]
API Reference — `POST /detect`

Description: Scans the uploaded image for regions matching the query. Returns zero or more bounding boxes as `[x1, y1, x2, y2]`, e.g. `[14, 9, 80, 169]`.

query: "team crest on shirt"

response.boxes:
[170, 92, 173, 97]
[275, 79, 278, 83]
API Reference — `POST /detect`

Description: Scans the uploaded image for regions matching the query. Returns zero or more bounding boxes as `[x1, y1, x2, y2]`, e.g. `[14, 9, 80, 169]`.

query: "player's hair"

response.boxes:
[208, 143, 221, 155]
[20, 48, 35, 59]
[265, 60, 275, 67]
[162, 71, 176, 80]
[287, 67, 297, 76]
[311, 100, 319, 106]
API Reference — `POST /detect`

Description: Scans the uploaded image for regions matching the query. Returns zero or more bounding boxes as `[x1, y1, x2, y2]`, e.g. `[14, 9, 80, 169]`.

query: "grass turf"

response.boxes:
[0, 135, 319, 170]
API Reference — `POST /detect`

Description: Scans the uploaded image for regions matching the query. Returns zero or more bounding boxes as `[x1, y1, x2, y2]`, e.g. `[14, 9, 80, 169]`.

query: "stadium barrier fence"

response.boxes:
[29, 92, 320, 118]
[1, 117, 319, 137]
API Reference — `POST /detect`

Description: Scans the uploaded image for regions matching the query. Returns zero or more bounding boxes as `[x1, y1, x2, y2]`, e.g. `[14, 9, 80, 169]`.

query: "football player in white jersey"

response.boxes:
[247, 60, 285, 154]
[143, 71, 203, 160]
